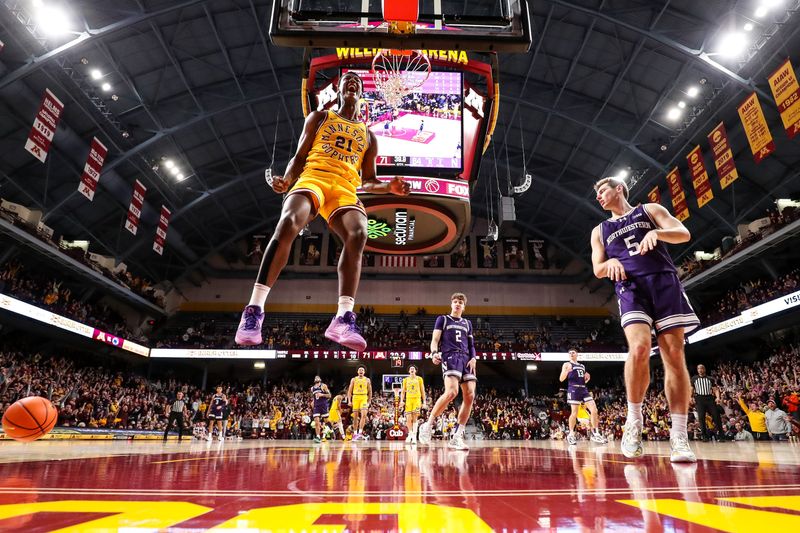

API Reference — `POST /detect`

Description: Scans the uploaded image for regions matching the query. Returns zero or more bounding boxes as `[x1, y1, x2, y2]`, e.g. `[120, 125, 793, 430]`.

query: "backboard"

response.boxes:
[269, 0, 532, 52]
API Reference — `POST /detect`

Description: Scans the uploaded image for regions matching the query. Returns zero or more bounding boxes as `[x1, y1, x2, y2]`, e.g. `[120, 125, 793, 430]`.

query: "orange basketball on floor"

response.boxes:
[2, 396, 58, 442]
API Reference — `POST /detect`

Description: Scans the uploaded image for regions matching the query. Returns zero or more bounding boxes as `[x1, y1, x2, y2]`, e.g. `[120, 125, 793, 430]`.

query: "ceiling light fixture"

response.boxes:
[717, 33, 748, 57]
[667, 107, 682, 121]
[164, 159, 175, 169]
[101, 82, 112, 91]
[34, 4, 72, 36]
[90, 69, 102, 80]
[743, 22, 754, 31]
[687, 86, 699, 98]
[755, 6, 768, 17]
[678, 101, 686, 109]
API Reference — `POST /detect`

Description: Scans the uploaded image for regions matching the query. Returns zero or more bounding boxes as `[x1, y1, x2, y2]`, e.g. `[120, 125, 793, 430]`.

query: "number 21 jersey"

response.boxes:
[600, 204, 676, 278]
[304, 110, 369, 187]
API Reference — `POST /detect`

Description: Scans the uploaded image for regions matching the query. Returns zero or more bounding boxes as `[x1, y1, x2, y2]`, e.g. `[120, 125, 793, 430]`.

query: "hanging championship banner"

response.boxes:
[665, 167, 690, 221]
[737, 92, 775, 163]
[153, 205, 171, 255]
[686, 146, 714, 207]
[77, 137, 108, 201]
[647, 186, 661, 204]
[125, 180, 147, 235]
[768, 58, 800, 139]
[707, 122, 739, 190]
[24, 89, 64, 163]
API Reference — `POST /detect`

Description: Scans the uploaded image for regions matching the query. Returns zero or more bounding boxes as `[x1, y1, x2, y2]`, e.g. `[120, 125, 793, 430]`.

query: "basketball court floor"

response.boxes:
[0, 439, 798, 531]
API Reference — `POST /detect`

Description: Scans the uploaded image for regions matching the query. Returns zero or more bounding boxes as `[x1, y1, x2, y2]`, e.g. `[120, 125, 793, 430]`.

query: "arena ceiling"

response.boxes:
[1, 0, 798, 285]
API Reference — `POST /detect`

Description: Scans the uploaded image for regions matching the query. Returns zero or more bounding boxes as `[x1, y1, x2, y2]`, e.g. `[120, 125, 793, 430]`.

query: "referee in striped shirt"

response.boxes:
[691, 365, 722, 441]
[164, 391, 188, 441]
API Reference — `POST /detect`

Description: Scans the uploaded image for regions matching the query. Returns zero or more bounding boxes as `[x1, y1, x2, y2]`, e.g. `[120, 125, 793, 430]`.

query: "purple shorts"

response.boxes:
[616, 272, 700, 335]
[442, 352, 477, 383]
[312, 400, 329, 418]
[567, 385, 593, 405]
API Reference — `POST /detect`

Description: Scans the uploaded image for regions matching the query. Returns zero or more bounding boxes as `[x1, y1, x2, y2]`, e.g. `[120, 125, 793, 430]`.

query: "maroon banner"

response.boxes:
[153, 205, 171, 255]
[665, 167, 690, 221]
[707, 122, 739, 190]
[647, 186, 661, 204]
[77, 137, 108, 201]
[125, 180, 147, 236]
[686, 145, 714, 207]
[24, 89, 64, 163]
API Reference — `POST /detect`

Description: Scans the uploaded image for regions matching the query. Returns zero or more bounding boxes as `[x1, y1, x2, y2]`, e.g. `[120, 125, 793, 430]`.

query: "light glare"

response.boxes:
[90, 69, 102, 80]
[717, 33, 748, 57]
[35, 5, 71, 36]
[101, 82, 112, 91]
[667, 107, 682, 121]
[687, 86, 699, 98]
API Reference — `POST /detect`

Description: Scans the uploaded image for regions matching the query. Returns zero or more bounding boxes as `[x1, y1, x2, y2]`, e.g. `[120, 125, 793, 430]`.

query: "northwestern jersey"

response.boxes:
[600, 204, 676, 278]
[210, 393, 225, 412]
[304, 110, 369, 186]
[568, 362, 588, 388]
[434, 315, 473, 355]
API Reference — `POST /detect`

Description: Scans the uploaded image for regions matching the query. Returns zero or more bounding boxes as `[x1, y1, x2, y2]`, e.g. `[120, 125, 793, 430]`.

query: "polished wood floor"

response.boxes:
[0, 438, 798, 531]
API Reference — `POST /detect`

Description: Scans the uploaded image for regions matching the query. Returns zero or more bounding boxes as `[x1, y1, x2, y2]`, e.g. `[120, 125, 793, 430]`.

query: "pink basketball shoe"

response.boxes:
[324, 311, 367, 352]
[234, 305, 264, 346]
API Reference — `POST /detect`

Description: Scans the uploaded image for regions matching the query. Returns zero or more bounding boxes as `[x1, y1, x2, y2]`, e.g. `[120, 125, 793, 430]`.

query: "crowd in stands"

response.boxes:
[2, 336, 798, 442]
[152, 307, 625, 353]
[0, 260, 145, 342]
[0, 202, 164, 308]
[679, 204, 799, 281]
[697, 267, 799, 325]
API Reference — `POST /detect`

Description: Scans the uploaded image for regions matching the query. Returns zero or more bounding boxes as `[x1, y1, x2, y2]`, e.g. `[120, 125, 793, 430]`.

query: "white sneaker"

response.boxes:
[567, 432, 578, 445]
[590, 432, 607, 444]
[670, 435, 697, 463]
[405, 434, 412, 443]
[448, 434, 469, 451]
[418, 422, 432, 445]
[621, 419, 644, 458]
[218, 435, 225, 442]
[205, 434, 212, 442]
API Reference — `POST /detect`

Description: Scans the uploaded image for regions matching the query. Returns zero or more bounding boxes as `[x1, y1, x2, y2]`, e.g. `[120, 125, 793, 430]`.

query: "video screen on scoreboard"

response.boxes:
[344, 69, 464, 172]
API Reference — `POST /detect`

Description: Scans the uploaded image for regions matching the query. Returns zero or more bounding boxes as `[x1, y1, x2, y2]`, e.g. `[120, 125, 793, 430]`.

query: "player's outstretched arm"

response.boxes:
[639, 203, 691, 254]
[271, 111, 325, 193]
[559, 362, 572, 382]
[591, 225, 626, 281]
[360, 131, 410, 196]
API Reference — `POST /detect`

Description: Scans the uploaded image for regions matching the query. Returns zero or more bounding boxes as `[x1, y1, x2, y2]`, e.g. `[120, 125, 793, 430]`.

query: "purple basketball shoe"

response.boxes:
[235, 305, 264, 346]
[324, 311, 367, 352]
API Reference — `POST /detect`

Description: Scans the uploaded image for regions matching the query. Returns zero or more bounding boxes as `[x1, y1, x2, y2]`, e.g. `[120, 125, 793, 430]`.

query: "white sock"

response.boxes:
[627, 402, 643, 424]
[412, 420, 418, 436]
[248, 283, 270, 308]
[670, 413, 688, 440]
[337, 295, 355, 317]
[455, 424, 465, 438]
[337, 422, 345, 437]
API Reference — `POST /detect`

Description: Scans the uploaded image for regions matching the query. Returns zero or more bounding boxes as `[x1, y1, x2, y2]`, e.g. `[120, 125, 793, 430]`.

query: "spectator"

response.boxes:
[765, 399, 791, 441]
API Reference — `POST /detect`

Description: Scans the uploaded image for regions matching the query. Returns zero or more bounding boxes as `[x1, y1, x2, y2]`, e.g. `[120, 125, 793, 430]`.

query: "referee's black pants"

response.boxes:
[695, 395, 721, 439]
[164, 412, 185, 440]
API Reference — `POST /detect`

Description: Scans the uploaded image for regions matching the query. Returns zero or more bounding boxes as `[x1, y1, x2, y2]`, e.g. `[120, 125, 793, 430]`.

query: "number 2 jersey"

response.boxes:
[433, 315, 475, 357]
[600, 204, 676, 279]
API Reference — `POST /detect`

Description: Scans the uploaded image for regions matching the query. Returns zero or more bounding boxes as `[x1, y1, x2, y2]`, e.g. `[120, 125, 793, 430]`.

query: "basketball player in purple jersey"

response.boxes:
[591, 177, 699, 462]
[311, 376, 331, 443]
[234, 71, 410, 351]
[560, 349, 607, 445]
[418, 293, 476, 451]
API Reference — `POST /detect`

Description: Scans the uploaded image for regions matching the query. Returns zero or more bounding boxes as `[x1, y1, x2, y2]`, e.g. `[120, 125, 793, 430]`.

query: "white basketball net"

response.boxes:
[371, 50, 431, 108]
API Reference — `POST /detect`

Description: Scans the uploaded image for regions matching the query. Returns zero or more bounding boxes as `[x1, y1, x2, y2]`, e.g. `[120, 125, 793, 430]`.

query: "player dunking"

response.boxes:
[418, 293, 476, 451]
[399, 365, 426, 444]
[591, 177, 699, 462]
[311, 375, 332, 443]
[206, 386, 227, 441]
[347, 365, 372, 441]
[235, 71, 410, 350]
[560, 349, 607, 445]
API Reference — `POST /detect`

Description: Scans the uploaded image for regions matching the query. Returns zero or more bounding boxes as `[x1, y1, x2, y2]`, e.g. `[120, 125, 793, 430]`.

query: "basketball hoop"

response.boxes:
[371, 50, 431, 109]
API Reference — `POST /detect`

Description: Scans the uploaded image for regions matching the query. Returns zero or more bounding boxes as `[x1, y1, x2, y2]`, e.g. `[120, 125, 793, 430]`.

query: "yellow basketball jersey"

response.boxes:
[304, 110, 369, 186]
[353, 376, 369, 395]
[403, 376, 423, 398]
